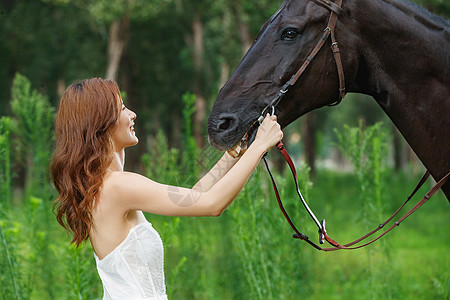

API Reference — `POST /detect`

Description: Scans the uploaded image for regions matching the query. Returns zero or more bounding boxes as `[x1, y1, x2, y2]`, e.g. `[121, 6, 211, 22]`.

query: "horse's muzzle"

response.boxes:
[208, 112, 258, 151]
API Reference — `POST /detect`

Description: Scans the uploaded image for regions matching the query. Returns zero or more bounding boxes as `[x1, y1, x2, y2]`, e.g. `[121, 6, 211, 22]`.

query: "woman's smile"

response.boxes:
[112, 101, 138, 149]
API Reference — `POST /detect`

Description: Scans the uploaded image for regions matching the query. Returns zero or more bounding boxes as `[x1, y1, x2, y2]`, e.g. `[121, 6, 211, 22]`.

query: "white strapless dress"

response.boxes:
[94, 222, 167, 300]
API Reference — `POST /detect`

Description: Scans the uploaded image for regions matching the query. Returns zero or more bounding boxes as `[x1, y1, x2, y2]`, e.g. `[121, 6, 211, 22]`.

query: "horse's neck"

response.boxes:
[351, 0, 450, 98]
[348, 0, 450, 184]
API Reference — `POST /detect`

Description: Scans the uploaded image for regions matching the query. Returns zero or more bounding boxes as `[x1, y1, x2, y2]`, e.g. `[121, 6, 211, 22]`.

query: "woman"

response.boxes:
[51, 78, 283, 300]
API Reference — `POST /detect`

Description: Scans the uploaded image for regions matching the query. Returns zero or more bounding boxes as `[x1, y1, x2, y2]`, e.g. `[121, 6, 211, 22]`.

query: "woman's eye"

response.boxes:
[282, 29, 299, 40]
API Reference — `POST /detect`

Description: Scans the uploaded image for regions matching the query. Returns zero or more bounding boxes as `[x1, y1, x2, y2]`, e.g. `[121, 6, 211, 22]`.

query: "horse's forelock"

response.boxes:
[268, 0, 296, 25]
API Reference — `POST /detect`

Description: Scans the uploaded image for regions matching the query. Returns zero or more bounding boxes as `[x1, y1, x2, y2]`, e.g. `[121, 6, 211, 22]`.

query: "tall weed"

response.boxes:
[181, 92, 200, 178]
[335, 121, 397, 299]
[22, 196, 58, 299]
[0, 218, 27, 299]
[1, 74, 58, 299]
[10, 73, 55, 200]
[51, 242, 101, 299]
[0, 116, 13, 207]
[230, 170, 274, 299]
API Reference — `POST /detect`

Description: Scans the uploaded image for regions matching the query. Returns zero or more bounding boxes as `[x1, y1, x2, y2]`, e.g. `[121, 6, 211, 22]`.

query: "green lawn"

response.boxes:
[1, 168, 448, 300]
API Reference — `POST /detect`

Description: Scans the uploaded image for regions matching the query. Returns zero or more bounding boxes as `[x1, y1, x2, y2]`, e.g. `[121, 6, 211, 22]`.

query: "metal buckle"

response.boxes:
[319, 219, 326, 244]
[258, 105, 276, 124]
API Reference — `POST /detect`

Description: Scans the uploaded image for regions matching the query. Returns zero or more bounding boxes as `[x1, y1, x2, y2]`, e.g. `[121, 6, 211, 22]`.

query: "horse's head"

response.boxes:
[208, 0, 354, 151]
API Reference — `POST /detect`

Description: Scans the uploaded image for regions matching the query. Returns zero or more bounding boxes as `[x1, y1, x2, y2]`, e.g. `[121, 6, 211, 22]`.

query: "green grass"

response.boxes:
[149, 167, 448, 300]
[0, 161, 447, 300]
[1, 78, 448, 299]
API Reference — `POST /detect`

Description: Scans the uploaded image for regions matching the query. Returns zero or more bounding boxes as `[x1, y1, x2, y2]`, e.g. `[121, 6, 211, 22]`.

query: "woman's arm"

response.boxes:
[192, 152, 240, 193]
[104, 115, 282, 217]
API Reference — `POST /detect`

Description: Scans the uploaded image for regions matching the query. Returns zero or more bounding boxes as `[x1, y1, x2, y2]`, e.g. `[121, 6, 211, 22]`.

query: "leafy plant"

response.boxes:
[50, 240, 101, 300]
[10, 73, 55, 200]
[0, 116, 13, 207]
[181, 92, 200, 179]
[0, 218, 28, 300]
[335, 121, 397, 299]
[334, 121, 389, 220]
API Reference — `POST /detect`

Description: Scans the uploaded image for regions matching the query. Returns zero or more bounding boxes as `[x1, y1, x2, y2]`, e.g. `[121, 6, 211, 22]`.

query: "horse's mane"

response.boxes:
[384, 0, 449, 30]
[256, 0, 449, 53]
[270, 0, 449, 28]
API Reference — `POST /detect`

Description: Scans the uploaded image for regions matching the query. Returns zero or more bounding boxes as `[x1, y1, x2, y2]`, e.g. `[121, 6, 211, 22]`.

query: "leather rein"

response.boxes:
[264, 146, 449, 251]
[255, 0, 450, 251]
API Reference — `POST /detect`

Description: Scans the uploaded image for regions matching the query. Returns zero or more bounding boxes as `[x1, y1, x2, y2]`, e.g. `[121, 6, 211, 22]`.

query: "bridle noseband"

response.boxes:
[256, 0, 450, 251]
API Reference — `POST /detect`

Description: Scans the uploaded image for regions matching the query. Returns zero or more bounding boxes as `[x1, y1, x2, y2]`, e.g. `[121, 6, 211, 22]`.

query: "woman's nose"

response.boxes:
[129, 109, 137, 120]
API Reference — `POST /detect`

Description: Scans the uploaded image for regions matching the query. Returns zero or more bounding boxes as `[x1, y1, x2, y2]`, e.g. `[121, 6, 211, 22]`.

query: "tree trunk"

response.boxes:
[192, 11, 206, 148]
[232, 0, 253, 56]
[219, 61, 230, 90]
[406, 143, 420, 175]
[302, 112, 317, 178]
[170, 111, 181, 149]
[218, 8, 231, 89]
[106, 16, 130, 81]
[57, 77, 66, 98]
[392, 125, 404, 172]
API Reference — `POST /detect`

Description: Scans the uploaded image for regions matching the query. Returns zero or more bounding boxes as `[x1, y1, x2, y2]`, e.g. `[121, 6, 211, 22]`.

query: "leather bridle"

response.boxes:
[259, 0, 345, 119]
[256, 0, 450, 251]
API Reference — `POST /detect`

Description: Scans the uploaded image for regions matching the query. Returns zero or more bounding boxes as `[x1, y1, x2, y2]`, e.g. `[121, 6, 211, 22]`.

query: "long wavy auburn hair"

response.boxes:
[51, 78, 121, 246]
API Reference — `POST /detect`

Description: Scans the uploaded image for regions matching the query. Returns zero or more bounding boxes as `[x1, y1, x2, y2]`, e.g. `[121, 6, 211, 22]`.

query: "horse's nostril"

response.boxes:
[215, 114, 238, 133]
[217, 118, 232, 132]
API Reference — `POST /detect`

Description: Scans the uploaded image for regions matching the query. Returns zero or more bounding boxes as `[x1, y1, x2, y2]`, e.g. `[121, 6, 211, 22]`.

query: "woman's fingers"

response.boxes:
[255, 114, 283, 151]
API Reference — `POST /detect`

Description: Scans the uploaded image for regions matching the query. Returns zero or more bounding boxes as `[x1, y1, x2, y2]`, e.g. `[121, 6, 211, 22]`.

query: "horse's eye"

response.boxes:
[282, 29, 299, 40]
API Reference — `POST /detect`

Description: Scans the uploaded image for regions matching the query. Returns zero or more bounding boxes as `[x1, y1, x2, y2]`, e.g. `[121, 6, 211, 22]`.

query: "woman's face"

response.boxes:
[111, 100, 138, 150]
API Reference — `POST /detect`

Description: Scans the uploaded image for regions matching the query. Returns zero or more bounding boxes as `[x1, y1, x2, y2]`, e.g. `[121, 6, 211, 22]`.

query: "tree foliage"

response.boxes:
[0, 0, 448, 169]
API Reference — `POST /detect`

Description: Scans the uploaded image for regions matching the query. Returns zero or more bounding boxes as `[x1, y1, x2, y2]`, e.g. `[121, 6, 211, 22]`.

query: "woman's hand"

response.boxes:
[104, 115, 284, 218]
[252, 114, 283, 153]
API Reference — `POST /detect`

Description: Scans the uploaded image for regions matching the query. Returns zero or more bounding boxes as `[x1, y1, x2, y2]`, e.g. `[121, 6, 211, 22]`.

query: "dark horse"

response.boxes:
[207, 0, 450, 200]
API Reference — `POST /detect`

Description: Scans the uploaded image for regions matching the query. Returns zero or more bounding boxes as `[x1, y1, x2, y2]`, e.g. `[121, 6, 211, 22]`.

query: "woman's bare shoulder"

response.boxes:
[102, 171, 146, 193]
[100, 171, 160, 204]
